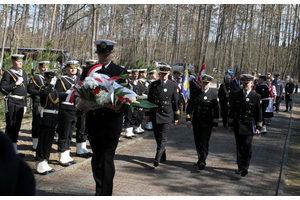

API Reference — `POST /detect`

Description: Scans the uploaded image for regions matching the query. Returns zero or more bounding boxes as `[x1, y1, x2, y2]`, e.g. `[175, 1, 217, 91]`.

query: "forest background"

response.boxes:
[0, 3, 300, 82]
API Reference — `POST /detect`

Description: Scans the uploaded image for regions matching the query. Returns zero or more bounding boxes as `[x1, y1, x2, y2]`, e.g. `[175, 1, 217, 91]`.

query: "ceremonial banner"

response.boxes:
[198, 57, 206, 87]
[181, 62, 190, 103]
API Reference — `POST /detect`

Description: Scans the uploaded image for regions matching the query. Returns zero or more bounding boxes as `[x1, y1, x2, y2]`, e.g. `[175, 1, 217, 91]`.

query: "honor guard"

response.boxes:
[78, 39, 128, 196]
[123, 69, 144, 138]
[145, 65, 180, 167]
[228, 74, 262, 177]
[255, 75, 269, 133]
[35, 69, 59, 175]
[75, 59, 97, 158]
[27, 61, 49, 150]
[0, 54, 27, 157]
[55, 60, 78, 166]
[218, 74, 232, 127]
[186, 74, 219, 171]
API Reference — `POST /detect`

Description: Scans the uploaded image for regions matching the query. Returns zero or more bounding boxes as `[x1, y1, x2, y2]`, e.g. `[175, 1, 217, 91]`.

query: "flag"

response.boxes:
[198, 58, 206, 87]
[181, 61, 190, 103]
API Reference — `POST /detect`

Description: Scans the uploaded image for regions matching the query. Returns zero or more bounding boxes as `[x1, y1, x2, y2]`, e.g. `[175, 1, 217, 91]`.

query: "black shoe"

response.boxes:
[235, 168, 243, 174]
[85, 152, 93, 157]
[36, 171, 49, 175]
[284, 110, 288, 112]
[59, 160, 78, 167]
[48, 169, 55, 173]
[160, 157, 166, 163]
[76, 153, 89, 158]
[241, 169, 248, 177]
[194, 161, 199, 166]
[198, 163, 206, 171]
[153, 161, 159, 167]
[17, 153, 25, 158]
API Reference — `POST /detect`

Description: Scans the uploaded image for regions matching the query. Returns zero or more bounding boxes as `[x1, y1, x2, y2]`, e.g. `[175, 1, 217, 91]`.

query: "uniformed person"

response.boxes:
[230, 71, 242, 93]
[228, 74, 262, 177]
[255, 75, 269, 133]
[0, 54, 27, 157]
[55, 60, 78, 166]
[145, 65, 180, 167]
[77, 39, 128, 196]
[27, 61, 49, 150]
[35, 69, 59, 175]
[186, 74, 219, 171]
[218, 74, 232, 127]
[123, 69, 144, 138]
[75, 59, 97, 158]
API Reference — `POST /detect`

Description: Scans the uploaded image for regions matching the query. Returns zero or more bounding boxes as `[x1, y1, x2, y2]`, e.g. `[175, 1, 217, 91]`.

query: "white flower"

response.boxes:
[95, 90, 111, 105]
[83, 77, 98, 89]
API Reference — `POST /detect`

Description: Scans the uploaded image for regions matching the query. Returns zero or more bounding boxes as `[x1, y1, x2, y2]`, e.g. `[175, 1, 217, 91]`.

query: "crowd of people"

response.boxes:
[0, 38, 297, 195]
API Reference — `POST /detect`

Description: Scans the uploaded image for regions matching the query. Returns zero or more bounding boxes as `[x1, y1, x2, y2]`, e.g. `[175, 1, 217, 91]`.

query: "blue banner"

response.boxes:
[181, 62, 190, 103]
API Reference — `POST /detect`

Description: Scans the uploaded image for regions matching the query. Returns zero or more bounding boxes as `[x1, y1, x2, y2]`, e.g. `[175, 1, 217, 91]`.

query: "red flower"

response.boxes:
[93, 88, 100, 95]
[118, 95, 124, 102]
[125, 98, 130, 103]
[78, 81, 83, 86]
[105, 88, 108, 92]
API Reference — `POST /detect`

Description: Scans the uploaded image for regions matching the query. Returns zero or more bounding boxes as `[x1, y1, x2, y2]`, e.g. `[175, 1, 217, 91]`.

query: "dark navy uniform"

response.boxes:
[186, 75, 219, 170]
[35, 70, 59, 174]
[228, 74, 262, 176]
[28, 65, 47, 150]
[0, 55, 27, 156]
[80, 39, 128, 196]
[145, 72, 180, 167]
[285, 81, 295, 112]
[255, 78, 269, 129]
[218, 81, 232, 126]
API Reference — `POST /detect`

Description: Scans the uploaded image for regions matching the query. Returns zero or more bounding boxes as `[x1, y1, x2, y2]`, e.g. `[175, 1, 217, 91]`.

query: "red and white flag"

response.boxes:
[198, 59, 206, 87]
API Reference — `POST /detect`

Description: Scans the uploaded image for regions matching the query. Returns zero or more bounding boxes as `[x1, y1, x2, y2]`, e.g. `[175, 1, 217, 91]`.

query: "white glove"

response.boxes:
[23, 107, 27, 115]
[16, 77, 23, 85]
[50, 76, 57, 85]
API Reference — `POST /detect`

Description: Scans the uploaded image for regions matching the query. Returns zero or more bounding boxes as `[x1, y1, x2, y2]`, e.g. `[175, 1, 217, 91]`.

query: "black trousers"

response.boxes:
[261, 100, 268, 125]
[275, 96, 281, 111]
[31, 100, 40, 138]
[153, 122, 171, 162]
[57, 109, 77, 152]
[76, 115, 87, 143]
[285, 95, 293, 111]
[124, 105, 143, 128]
[88, 131, 120, 196]
[192, 123, 212, 164]
[5, 103, 24, 143]
[220, 103, 229, 126]
[36, 124, 55, 161]
[234, 133, 253, 170]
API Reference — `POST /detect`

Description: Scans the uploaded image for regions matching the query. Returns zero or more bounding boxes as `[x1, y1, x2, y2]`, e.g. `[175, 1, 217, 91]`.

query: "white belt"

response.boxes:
[39, 106, 59, 117]
[60, 101, 74, 105]
[10, 95, 25, 99]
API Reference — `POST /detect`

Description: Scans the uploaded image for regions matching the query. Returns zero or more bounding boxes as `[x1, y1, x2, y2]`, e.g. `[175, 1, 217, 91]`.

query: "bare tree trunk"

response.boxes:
[177, 4, 184, 61]
[257, 4, 265, 73]
[49, 4, 57, 41]
[41, 4, 48, 47]
[1, 5, 9, 69]
[228, 5, 238, 69]
[91, 4, 96, 59]
[240, 5, 249, 72]
[172, 5, 179, 65]
[107, 5, 115, 40]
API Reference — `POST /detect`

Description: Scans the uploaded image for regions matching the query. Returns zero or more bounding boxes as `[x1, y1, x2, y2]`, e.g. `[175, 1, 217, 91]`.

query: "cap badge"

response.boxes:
[100, 42, 107, 48]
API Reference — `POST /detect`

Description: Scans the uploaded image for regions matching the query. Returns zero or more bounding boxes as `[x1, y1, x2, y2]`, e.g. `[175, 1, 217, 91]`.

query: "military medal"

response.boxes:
[246, 98, 249, 102]
[204, 96, 207, 100]
[164, 88, 167, 92]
